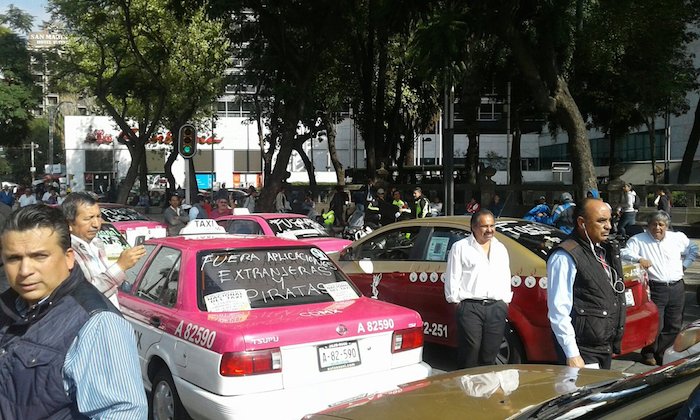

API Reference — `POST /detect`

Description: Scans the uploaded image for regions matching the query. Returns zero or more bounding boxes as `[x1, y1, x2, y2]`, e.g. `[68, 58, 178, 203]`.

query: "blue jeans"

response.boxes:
[618, 211, 636, 238]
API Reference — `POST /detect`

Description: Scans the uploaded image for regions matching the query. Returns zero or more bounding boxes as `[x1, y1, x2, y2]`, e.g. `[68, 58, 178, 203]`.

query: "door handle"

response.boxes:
[150, 316, 161, 328]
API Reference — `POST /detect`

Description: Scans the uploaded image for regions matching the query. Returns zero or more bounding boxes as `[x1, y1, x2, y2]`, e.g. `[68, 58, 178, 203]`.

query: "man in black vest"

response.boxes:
[0, 205, 147, 419]
[546, 198, 626, 369]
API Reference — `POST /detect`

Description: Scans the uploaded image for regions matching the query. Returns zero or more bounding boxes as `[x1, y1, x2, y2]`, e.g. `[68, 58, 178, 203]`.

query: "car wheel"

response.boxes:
[150, 368, 191, 420]
[496, 323, 525, 364]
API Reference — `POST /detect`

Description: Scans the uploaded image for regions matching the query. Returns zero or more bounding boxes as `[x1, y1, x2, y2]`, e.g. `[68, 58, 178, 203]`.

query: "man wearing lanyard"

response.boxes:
[547, 198, 626, 369]
[444, 209, 512, 368]
[62, 192, 147, 308]
[621, 210, 698, 366]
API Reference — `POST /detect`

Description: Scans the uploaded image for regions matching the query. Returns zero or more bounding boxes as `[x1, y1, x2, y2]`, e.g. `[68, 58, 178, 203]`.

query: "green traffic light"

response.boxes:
[183, 146, 192, 153]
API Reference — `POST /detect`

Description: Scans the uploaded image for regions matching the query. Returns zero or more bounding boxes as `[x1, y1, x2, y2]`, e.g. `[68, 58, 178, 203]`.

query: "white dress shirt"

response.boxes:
[444, 235, 512, 304]
[621, 230, 698, 283]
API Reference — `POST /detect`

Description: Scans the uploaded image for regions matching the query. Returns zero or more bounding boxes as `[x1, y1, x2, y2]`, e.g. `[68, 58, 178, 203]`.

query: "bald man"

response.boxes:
[547, 198, 626, 369]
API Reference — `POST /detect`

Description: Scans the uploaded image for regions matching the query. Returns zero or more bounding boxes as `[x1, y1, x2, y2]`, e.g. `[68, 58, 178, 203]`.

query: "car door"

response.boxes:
[341, 224, 425, 302]
[413, 226, 470, 346]
[119, 246, 182, 375]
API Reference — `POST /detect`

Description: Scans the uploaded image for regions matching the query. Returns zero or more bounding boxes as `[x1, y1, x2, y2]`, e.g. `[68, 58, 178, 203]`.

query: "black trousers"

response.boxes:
[456, 299, 507, 368]
[642, 280, 685, 362]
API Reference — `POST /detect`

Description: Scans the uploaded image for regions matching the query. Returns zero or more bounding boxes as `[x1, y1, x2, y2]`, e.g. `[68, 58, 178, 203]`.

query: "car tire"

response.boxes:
[150, 368, 191, 420]
[497, 323, 525, 365]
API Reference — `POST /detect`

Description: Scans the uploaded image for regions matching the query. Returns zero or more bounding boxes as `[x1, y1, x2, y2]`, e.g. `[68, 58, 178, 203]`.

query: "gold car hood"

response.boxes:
[306, 364, 624, 419]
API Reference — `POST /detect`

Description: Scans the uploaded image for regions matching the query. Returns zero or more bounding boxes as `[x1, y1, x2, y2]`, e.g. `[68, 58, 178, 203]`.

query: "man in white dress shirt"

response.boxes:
[621, 210, 698, 365]
[444, 209, 512, 368]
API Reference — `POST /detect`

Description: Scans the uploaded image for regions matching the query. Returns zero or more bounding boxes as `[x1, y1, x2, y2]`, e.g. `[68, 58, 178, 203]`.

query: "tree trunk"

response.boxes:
[646, 119, 658, 184]
[117, 141, 144, 204]
[554, 79, 597, 198]
[325, 119, 345, 186]
[295, 145, 317, 190]
[678, 101, 700, 183]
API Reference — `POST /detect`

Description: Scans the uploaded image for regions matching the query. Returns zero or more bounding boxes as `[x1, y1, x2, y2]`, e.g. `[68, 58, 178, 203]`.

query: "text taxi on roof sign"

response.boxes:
[178, 219, 226, 235]
[117, 226, 431, 420]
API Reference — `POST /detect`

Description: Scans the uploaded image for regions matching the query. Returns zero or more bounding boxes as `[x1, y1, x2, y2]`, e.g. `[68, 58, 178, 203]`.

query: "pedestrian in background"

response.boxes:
[542, 192, 576, 234]
[243, 186, 258, 213]
[0, 185, 14, 207]
[616, 183, 638, 240]
[488, 193, 505, 217]
[655, 188, 672, 214]
[329, 185, 349, 227]
[189, 195, 210, 220]
[466, 196, 481, 215]
[62, 192, 147, 308]
[210, 197, 233, 219]
[163, 193, 190, 235]
[444, 209, 512, 368]
[547, 198, 626, 369]
[275, 185, 292, 213]
[621, 210, 698, 366]
[413, 187, 430, 218]
[18, 188, 36, 208]
[523, 196, 550, 222]
[0, 205, 147, 418]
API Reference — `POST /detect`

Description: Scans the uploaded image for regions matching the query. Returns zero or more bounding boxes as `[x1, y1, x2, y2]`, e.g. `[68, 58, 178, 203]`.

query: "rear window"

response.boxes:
[495, 220, 567, 260]
[197, 247, 354, 311]
[265, 217, 330, 239]
[101, 207, 149, 222]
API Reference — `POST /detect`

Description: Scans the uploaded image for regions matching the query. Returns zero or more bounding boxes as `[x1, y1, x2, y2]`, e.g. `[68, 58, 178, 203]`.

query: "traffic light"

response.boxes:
[179, 124, 197, 158]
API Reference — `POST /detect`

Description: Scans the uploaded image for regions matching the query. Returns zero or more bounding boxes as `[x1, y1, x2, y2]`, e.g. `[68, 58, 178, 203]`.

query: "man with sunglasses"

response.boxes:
[621, 210, 698, 366]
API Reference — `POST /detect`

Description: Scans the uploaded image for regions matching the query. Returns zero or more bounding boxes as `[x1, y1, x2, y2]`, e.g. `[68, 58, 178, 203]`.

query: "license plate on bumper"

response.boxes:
[317, 341, 361, 371]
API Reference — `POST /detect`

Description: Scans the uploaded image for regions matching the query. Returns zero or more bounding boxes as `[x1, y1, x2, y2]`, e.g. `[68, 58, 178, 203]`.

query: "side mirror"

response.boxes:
[339, 246, 354, 261]
[120, 281, 133, 294]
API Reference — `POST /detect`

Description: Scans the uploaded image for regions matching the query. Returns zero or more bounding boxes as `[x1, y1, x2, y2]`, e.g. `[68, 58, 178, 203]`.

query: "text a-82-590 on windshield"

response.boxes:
[198, 247, 355, 310]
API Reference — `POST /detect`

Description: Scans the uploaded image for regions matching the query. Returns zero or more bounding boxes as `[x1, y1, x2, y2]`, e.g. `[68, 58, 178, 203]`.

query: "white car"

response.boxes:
[663, 320, 700, 364]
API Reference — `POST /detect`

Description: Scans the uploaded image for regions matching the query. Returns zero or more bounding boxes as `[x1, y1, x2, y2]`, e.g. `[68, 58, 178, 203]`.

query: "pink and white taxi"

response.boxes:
[118, 220, 430, 420]
[215, 213, 352, 256]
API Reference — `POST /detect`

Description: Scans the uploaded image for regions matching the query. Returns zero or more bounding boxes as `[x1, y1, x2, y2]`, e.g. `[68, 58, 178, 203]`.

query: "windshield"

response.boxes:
[101, 206, 149, 223]
[495, 220, 567, 260]
[197, 247, 353, 311]
[517, 356, 700, 419]
[265, 216, 330, 239]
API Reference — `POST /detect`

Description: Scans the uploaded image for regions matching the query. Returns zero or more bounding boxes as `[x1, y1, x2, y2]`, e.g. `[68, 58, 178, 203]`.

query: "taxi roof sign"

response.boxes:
[178, 219, 226, 235]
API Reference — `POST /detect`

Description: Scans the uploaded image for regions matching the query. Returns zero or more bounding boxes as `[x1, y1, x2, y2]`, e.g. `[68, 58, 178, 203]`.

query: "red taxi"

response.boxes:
[336, 217, 658, 363]
[118, 220, 431, 420]
[215, 213, 352, 256]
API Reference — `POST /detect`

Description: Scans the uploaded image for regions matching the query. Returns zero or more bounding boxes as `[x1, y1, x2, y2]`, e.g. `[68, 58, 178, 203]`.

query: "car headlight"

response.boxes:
[672, 326, 700, 352]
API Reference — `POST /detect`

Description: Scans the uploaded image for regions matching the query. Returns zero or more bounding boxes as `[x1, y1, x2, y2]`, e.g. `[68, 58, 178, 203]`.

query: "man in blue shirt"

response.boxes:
[0, 185, 14, 207]
[547, 198, 626, 369]
[0, 205, 147, 419]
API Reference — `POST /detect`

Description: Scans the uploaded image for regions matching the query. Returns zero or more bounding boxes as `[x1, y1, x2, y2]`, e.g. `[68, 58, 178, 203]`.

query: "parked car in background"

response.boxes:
[664, 320, 700, 364]
[336, 217, 658, 363]
[215, 213, 352, 256]
[99, 203, 167, 243]
[119, 220, 430, 420]
[304, 355, 700, 420]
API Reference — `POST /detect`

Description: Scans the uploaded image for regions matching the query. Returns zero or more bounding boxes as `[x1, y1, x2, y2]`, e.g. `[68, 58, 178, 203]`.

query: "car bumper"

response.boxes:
[175, 362, 432, 420]
[620, 301, 659, 354]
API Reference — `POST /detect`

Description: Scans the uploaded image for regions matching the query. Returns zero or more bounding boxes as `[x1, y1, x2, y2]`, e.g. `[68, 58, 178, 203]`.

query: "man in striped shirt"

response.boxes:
[0, 205, 147, 419]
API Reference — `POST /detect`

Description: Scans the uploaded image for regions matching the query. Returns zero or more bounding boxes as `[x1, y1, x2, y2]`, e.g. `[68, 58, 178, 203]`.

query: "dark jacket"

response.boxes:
[556, 235, 626, 355]
[0, 268, 118, 419]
